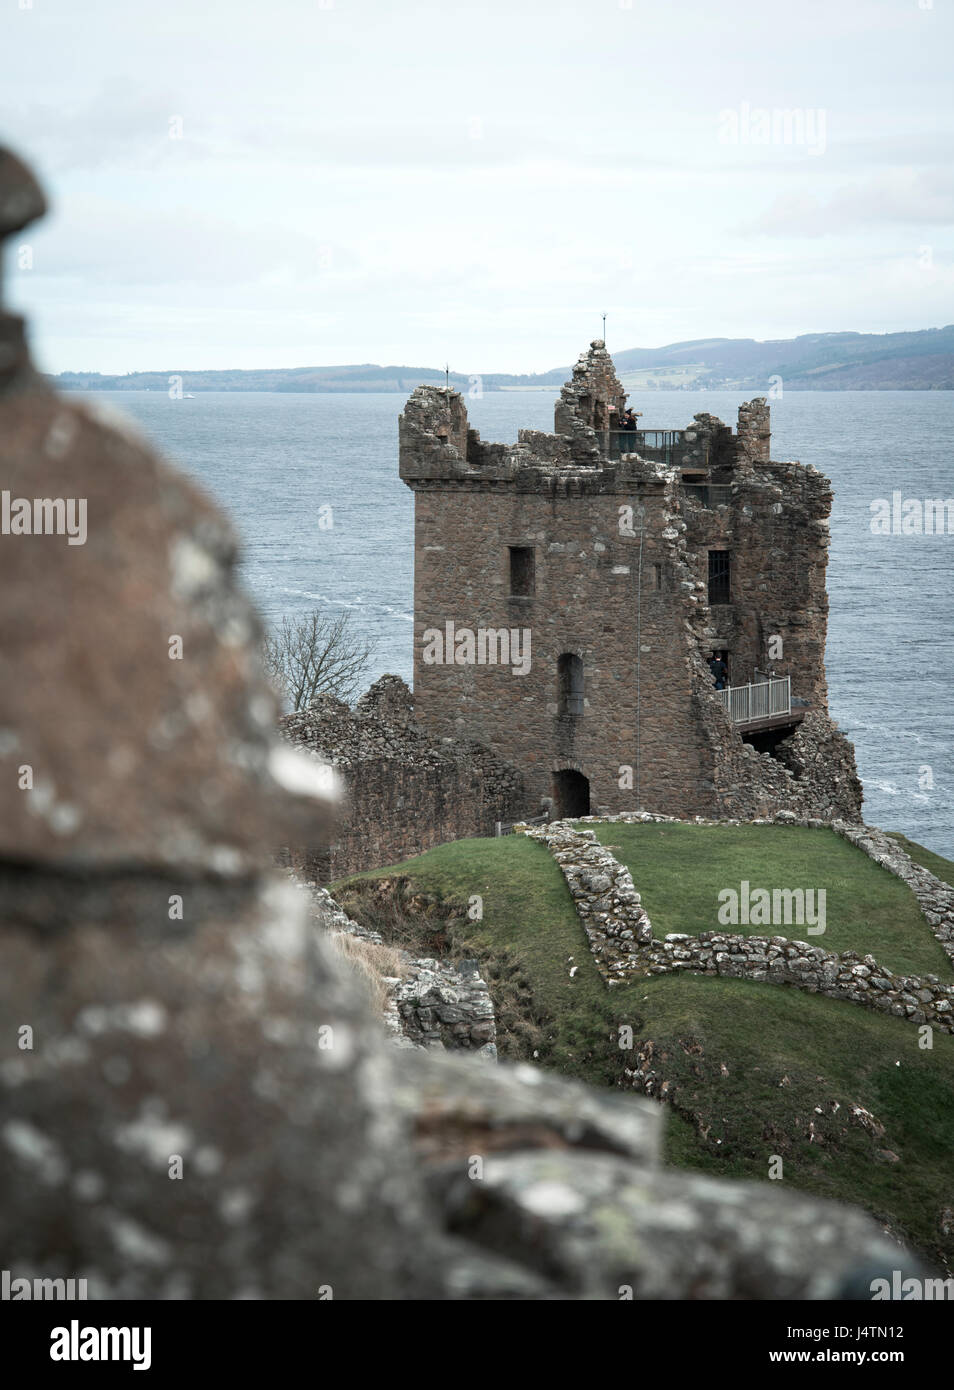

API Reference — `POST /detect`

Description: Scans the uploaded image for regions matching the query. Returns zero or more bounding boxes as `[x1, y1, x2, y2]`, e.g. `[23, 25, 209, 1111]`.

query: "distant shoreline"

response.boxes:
[50, 322, 954, 394]
[58, 382, 953, 393]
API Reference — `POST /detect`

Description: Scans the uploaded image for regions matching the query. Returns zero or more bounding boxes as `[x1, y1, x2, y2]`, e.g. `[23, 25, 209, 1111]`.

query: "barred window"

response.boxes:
[708, 551, 731, 605]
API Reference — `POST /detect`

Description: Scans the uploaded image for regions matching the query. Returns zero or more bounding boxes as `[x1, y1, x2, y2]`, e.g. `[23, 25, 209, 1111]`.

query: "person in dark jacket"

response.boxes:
[708, 652, 728, 690]
[621, 407, 639, 455]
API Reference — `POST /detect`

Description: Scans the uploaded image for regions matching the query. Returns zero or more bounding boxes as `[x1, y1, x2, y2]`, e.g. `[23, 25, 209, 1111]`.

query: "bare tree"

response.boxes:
[263, 609, 375, 711]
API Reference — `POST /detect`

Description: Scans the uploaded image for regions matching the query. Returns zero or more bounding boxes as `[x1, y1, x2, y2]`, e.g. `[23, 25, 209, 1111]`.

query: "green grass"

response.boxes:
[583, 822, 953, 980]
[332, 826, 954, 1272]
[887, 832, 954, 890]
[335, 834, 616, 1074]
[629, 972, 954, 1274]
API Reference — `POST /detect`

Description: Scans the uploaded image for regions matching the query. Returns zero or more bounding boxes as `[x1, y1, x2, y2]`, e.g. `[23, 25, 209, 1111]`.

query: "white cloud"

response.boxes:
[747, 170, 954, 237]
[3, 0, 953, 372]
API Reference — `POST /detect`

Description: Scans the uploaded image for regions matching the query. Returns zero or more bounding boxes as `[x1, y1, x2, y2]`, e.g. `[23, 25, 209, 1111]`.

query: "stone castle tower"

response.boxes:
[399, 341, 861, 822]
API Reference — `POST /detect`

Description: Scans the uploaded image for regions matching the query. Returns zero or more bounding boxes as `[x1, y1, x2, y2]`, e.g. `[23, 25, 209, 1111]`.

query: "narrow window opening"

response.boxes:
[557, 652, 584, 716]
[708, 550, 731, 605]
[509, 545, 535, 597]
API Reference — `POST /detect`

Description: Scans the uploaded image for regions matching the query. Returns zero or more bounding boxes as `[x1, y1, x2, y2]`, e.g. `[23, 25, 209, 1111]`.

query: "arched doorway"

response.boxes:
[553, 769, 590, 818]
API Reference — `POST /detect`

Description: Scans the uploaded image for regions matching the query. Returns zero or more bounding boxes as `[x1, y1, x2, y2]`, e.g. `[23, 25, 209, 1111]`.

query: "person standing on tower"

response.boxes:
[621, 407, 639, 455]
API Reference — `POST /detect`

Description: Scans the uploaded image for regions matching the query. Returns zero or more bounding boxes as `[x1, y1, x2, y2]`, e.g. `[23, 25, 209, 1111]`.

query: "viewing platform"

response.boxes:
[716, 676, 804, 733]
[599, 434, 736, 506]
[599, 428, 684, 465]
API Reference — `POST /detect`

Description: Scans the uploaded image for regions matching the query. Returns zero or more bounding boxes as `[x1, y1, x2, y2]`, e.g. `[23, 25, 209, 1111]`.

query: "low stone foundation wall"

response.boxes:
[524, 815, 954, 1034]
[525, 821, 652, 976]
[299, 879, 497, 1057]
[835, 822, 954, 966]
[393, 958, 497, 1056]
[639, 932, 954, 1032]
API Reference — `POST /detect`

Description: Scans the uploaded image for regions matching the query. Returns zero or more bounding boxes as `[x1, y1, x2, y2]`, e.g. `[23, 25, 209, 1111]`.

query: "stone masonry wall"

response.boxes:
[297, 881, 498, 1056]
[400, 342, 859, 828]
[737, 396, 772, 464]
[524, 820, 653, 976]
[407, 466, 718, 819]
[553, 338, 627, 444]
[693, 694, 863, 823]
[279, 676, 524, 880]
[682, 458, 833, 703]
[392, 957, 497, 1055]
[837, 821, 954, 965]
[525, 817, 954, 1033]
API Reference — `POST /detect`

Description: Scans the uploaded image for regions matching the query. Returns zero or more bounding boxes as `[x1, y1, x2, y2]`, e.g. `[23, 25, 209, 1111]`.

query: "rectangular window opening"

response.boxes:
[708, 550, 731, 605]
[509, 545, 535, 597]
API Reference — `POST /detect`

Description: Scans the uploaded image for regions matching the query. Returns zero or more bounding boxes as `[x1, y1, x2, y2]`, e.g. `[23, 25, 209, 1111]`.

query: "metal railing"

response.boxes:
[603, 429, 684, 464]
[638, 429, 684, 451]
[682, 483, 733, 508]
[716, 675, 791, 724]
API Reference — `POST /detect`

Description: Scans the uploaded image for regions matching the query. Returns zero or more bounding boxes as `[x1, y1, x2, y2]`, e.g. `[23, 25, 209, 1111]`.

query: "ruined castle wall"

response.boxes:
[280, 678, 523, 881]
[553, 339, 627, 446]
[692, 695, 863, 822]
[675, 413, 741, 474]
[737, 397, 772, 463]
[298, 882, 498, 1055]
[682, 463, 832, 703]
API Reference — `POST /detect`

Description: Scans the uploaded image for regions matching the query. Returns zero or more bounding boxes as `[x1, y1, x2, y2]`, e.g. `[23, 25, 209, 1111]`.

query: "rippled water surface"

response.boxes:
[81, 387, 954, 859]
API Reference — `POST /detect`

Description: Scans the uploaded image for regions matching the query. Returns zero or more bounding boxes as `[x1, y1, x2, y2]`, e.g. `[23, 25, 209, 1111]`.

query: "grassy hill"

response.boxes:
[588, 821, 953, 979]
[333, 825, 954, 1273]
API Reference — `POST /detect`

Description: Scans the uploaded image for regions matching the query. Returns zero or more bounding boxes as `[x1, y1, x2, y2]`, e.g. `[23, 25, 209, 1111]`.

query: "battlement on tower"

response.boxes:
[399, 340, 780, 492]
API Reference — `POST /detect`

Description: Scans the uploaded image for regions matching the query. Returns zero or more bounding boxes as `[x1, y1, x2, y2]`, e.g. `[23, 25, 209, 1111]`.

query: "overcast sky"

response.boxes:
[3, 0, 952, 374]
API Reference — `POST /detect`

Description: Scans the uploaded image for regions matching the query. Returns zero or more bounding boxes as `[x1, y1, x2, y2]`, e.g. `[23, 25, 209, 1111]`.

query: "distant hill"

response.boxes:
[53, 326, 954, 393]
[53, 363, 483, 394]
[607, 327, 954, 391]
